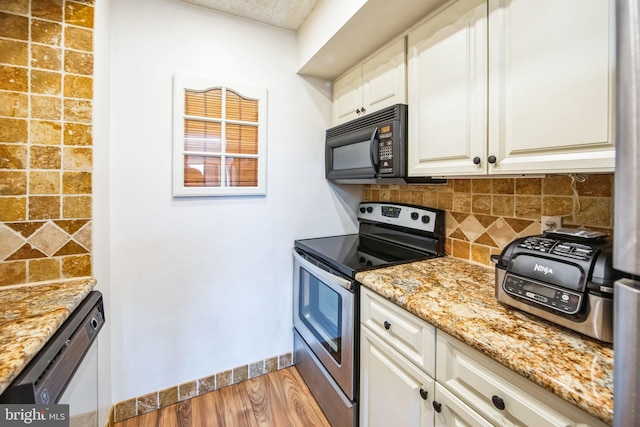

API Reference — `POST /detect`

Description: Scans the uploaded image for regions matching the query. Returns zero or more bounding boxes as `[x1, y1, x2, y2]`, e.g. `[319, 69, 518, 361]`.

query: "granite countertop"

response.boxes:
[0, 277, 97, 395]
[355, 257, 613, 425]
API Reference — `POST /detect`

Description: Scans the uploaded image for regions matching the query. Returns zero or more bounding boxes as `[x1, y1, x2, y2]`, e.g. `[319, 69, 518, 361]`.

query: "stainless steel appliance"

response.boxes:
[493, 229, 617, 342]
[293, 202, 445, 427]
[614, 1, 640, 425]
[0, 291, 104, 420]
[325, 104, 444, 184]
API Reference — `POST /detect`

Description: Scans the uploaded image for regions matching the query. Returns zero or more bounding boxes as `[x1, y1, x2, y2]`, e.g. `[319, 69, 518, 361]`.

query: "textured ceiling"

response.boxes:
[180, 0, 320, 30]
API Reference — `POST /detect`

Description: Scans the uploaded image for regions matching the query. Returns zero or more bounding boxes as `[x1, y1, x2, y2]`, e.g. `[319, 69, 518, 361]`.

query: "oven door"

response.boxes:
[293, 248, 355, 400]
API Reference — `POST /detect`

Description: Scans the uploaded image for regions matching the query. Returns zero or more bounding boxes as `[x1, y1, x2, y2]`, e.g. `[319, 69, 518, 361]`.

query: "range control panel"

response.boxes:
[378, 124, 394, 175]
[358, 202, 438, 233]
[503, 273, 583, 315]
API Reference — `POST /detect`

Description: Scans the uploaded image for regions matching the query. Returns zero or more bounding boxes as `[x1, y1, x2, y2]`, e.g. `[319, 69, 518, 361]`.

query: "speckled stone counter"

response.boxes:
[0, 277, 97, 395]
[355, 257, 613, 425]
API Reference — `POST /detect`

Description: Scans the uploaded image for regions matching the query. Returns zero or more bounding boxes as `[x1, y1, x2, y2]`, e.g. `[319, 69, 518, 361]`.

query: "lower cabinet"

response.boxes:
[359, 287, 609, 427]
[360, 327, 435, 427]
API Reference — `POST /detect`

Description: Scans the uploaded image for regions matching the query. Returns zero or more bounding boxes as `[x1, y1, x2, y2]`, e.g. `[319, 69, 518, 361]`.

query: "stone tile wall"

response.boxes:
[0, 0, 95, 286]
[364, 174, 614, 266]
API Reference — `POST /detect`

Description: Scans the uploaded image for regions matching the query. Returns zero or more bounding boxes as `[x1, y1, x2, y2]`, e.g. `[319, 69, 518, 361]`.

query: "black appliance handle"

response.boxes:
[369, 127, 380, 175]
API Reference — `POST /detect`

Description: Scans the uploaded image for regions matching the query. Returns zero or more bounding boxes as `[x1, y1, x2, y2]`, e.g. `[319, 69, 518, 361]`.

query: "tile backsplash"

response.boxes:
[364, 174, 614, 266]
[0, 0, 95, 286]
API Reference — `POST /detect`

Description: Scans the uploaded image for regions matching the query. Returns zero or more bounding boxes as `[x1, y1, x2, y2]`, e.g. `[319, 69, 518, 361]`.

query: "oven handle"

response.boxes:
[294, 249, 354, 292]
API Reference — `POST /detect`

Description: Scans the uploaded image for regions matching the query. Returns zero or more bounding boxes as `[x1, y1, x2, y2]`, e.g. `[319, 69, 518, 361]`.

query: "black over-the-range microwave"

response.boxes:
[325, 104, 444, 184]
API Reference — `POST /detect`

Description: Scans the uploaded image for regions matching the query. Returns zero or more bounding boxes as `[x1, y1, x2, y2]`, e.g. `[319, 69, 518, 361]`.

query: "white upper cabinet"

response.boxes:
[488, 0, 615, 174]
[407, 0, 488, 176]
[333, 38, 407, 125]
[408, 0, 615, 177]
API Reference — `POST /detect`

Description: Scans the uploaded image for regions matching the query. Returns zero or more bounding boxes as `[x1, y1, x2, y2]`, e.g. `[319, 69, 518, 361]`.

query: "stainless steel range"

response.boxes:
[292, 202, 445, 427]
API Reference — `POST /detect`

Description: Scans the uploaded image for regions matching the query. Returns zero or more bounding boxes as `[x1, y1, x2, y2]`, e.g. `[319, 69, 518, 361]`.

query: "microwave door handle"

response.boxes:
[369, 127, 380, 175]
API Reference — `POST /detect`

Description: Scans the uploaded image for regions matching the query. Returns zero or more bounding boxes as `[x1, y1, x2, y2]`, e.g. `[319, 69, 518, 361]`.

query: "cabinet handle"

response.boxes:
[419, 388, 428, 400]
[488, 155, 497, 164]
[432, 401, 442, 413]
[383, 321, 391, 330]
[473, 156, 481, 165]
[491, 395, 506, 410]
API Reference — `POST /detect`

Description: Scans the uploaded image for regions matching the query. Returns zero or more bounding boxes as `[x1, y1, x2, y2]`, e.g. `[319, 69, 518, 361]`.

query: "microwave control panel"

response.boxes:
[378, 124, 394, 175]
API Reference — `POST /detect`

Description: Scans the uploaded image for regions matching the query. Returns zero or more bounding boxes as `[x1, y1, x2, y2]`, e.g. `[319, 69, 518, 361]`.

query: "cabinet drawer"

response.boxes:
[361, 287, 436, 376]
[434, 383, 493, 427]
[436, 331, 608, 427]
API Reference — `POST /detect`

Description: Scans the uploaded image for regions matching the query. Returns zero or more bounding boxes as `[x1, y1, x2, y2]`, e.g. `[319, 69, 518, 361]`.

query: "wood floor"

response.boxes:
[114, 367, 331, 427]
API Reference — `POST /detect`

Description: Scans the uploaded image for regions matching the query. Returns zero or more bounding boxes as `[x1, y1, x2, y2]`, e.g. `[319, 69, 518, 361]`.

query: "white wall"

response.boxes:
[108, 0, 361, 401]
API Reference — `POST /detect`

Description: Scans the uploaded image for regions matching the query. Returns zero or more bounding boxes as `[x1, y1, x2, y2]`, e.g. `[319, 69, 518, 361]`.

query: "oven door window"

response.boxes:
[299, 267, 342, 364]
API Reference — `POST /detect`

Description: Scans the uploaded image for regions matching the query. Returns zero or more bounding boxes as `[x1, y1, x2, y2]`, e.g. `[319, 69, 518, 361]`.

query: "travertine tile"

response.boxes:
[0, 118, 28, 143]
[31, 95, 62, 120]
[6, 222, 45, 238]
[451, 239, 470, 259]
[31, 45, 62, 70]
[542, 196, 574, 216]
[576, 174, 612, 197]
[30, 120, 62, 145]
[470, 244, 490, 265]
[0, 144, 26, 169]
[62, 195, 91, 218]
[249, 361, 264, 379]
[0, 226, 24, 260]
[515, 177, 542, 195]
[55, 241, 88, 256]
[542, 175, 574, 195]
[264, 356, 278, 374]
[63, 99, 92, 123]
[471, 194, 491, 214]
[459, 216, 484, 241]
[0, 171, 27, 195]
[278, 353, 292, 369]
[64, 50, 93, 75]
[0, 92, 28, 118]
[198, 375, 216, 395]
[62, 171, 91, 194]
[0, 12, 29, 40]
[31, 19, 62, 46]
[514, 195, 541, 219]
[0, 66, 28, 92]
[0, 197, 26, 221]
[32, 0, 63, 21]
[492, 178, 514, 194]
[63, 147, 92, 170]
[158, 386, 178, 408]
[64, 75, 93, 99]
[216, 369, 232, 389]
[474, 232, 498, 248]
[453, 179, 471, 193]
[0, 1, 29, 14]
[30, 145, 61, 169]
[486, 218, 517, 248]
[178, 381, 197, 402]
[30, 171, 60, 194]
[453, 193, 471, 213]
[471, 178, 492, 194]
[28, 258, 60, 281]
[0, 39, 28, 66]
[492, 195, 514, 217]
[0, 260, 26, 286]
[572, 197, 612, 227]
[54, 219, 88, 234]
[29, 195, 60, 220]
[7, 243, 46, 260]
[437, 192, 453, 211]
[61, 254, 91, 277]
[29, 222, 68, 255]
[30, 70, 62, 95]
[233, 364, 248, 383]
[64, 26, 92, 52]
[137, 392, 158, 415]
[65, 1, 94, 28]
[63, 123, 92, 146]
[114, 398, 136, 422]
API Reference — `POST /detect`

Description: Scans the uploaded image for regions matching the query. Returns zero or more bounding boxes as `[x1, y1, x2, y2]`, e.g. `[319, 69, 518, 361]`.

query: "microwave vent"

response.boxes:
[326, 105, 401, 139]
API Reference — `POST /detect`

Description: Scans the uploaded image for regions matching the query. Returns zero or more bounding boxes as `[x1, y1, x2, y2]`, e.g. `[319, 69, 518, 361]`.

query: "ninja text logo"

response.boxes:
[534, 263, 554, 275]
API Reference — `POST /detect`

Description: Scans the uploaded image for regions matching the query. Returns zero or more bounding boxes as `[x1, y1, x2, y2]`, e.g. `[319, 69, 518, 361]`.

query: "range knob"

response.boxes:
[411, 212, 419, 220]
[366, 207, 373, 213]
[360, 207, 366, 213]
[421, 215, 431, 224]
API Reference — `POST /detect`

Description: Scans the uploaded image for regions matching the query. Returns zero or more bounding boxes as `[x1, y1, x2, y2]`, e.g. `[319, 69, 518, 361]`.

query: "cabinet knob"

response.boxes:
[473, 156, 481, 165]
[432, 401, 442, 413]
[488, 155, 497, 164]
[361, 107, 366, 114]
[491, 395, 506, 411]
[383, 321, 391, 330]
[419, 388, 428, 400]
[356, 108, 361, 114]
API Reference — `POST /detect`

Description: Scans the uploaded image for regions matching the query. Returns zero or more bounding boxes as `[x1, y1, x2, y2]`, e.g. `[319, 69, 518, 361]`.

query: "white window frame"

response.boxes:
[172, 74, 268, 196]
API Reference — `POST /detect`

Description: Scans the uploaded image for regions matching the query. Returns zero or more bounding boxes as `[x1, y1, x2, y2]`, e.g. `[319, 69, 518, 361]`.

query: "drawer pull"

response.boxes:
[419, 388, 428, 400]
[432, 401, 442, 413]
[383, 321, 391, 330]
[491, 395, 506, 411]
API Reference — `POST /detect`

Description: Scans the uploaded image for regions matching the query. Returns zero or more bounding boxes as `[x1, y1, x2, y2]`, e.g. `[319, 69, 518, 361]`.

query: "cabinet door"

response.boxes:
[363, 38, 407, 115]
[333, 66, 363, 125]
[433, 383, 494, 427]
[407, 0, 487, 177]
[487, 0, 615, 174]
[360, 326, 435, 427]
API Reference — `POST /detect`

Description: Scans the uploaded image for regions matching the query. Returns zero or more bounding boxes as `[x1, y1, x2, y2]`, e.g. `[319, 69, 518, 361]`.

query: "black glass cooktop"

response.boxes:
[295, 233, 438, 278]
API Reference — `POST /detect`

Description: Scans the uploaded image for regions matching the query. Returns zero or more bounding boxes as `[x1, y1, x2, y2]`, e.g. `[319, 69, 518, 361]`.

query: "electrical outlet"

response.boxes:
[541, 216, 562, 232]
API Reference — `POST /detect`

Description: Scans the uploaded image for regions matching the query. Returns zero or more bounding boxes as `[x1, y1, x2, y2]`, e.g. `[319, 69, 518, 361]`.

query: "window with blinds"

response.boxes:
[173, 74, 267, 196]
